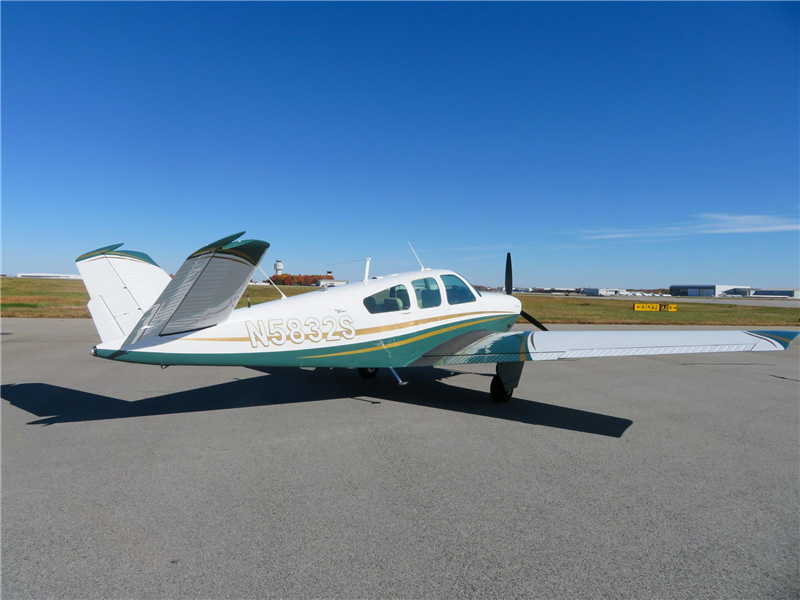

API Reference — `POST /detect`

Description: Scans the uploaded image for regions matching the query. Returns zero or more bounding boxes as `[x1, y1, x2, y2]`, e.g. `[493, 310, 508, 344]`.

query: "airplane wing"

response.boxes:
[124, 232, 269, 345]
[417, 329, 798, 366]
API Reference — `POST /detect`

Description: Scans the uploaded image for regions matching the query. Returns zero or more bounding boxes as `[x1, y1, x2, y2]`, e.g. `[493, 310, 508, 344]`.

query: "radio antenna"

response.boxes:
[326, 257, 372, 282]
[408, 242, 424, 270]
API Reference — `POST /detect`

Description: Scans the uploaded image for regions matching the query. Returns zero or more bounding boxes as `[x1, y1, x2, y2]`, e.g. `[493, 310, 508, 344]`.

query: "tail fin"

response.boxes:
[76, 244, 171, 343]
[124, 232, 269, 346]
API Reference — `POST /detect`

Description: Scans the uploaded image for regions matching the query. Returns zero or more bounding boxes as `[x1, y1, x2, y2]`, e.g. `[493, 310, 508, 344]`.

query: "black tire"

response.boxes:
[490, 374, 512, 403]
[358, 367, 379, 379]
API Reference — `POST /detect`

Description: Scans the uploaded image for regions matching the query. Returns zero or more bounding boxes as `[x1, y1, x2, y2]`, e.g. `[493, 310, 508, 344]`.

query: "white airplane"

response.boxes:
[76, 232, 797, 402]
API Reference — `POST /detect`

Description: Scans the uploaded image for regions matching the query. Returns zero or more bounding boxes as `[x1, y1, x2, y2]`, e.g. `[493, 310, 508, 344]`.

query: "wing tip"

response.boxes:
[749, 330, 799, 350]
[75, 243, 124, 262]
[188, 232, 248, 258]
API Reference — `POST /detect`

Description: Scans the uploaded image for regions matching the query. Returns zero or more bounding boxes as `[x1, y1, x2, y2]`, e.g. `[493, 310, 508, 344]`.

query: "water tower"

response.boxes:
[274, 260, 283, 275]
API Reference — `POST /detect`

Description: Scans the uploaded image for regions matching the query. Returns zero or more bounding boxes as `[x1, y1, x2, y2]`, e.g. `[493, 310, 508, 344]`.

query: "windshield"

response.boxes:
[441, 274, 477, 305]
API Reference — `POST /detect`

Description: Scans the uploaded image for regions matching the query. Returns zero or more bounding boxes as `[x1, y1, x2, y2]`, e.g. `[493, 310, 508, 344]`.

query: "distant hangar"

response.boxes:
[669, 284, 750, 297]
[582, 288, 629, 296]
[751, 288, 800, 298]
[16, 273, 82, 280]
[669, 285, 799, 298]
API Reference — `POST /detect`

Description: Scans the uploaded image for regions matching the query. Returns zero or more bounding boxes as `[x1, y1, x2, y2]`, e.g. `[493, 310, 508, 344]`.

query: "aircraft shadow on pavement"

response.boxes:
[1, 368, 632, 437]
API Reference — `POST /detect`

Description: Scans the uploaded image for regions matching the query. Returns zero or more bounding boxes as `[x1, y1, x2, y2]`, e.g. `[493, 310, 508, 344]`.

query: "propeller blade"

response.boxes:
[505, 252, 512, 295]
[506, 252, 548, 330]
[520, 310, 549, 332]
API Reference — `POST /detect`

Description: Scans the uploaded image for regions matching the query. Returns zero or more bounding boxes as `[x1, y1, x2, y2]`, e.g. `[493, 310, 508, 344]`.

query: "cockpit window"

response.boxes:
[441, 275, 476, 305]
[411, 277, 442, 309]
[363, 284, 411, 314]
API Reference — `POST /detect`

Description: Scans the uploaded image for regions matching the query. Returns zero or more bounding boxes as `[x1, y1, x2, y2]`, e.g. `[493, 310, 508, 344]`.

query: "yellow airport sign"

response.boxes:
[634, 303, 678, 312]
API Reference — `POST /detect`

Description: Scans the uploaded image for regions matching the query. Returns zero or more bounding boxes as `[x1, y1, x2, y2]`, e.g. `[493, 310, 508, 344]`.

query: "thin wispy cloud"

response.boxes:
[611, 237, 687, 244]
[461, 253, 505, 261]
[551, 244, 595, 251]
[582, 213, 800, 241]
[447, 245, 529, 252]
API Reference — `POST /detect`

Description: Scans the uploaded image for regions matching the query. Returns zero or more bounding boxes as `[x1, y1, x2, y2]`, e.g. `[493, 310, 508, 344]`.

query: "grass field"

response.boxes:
[1, 279, 96, 319]
[517, 295, 799, 326]
[2, 278, 798, 326]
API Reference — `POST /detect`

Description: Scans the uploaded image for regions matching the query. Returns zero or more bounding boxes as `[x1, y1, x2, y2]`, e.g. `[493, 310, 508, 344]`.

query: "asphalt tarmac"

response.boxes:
[2, 318, 798, 599]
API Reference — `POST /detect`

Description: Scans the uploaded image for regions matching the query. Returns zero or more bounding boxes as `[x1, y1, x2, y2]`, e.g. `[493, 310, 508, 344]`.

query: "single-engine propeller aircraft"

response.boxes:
[76, 232, 797, 402]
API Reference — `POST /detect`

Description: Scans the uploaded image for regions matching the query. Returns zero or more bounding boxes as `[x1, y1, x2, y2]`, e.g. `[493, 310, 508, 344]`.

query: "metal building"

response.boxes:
[751, 288, 800, 298]
[319, 279, 349, 288]
[582, 288, 629, 296]
[669, 284, 750, 297]
[16, 273, 82, 280]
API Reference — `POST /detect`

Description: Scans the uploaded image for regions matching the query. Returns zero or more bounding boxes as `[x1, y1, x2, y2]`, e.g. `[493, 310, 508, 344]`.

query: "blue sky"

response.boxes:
[2, 2, 798, 288]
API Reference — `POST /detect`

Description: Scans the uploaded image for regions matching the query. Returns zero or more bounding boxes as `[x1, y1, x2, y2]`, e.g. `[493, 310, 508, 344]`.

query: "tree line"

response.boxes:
[267, 273, 334, 286]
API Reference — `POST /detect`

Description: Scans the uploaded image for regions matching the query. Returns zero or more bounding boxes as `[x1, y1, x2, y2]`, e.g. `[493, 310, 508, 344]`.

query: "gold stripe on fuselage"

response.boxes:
[354, 310, 509, 336]
[184, 337, 251, 342]
[183, 311, 515, 344]
[303, 315, 508, 359]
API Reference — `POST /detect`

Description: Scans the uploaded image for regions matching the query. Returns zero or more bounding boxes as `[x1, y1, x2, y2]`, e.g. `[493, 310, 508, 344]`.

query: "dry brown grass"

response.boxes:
[517, 295, 800, 326]
[0, 278, 317, 318]
[2, 278, 91, 318]
[2, 278, 798, 326]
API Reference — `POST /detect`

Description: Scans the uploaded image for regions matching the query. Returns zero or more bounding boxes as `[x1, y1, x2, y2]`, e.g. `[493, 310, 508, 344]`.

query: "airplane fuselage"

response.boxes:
[95, 269, 521, 368]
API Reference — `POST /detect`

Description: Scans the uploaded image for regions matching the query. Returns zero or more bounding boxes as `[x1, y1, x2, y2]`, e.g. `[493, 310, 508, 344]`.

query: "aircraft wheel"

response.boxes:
[358, 367, 379, 379]
[490, 374, 513, 402]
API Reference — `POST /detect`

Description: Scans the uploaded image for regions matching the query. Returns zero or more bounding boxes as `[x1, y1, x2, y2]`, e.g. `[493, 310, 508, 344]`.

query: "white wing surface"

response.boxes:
[425, 329, 798, 366]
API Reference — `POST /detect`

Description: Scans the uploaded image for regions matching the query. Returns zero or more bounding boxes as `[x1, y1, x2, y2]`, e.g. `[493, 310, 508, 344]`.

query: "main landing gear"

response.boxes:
[490, 375, 513, 403]
[358, 367, 379, 379]
[358, 363, 524, 402]
[490, 362, 525, 403]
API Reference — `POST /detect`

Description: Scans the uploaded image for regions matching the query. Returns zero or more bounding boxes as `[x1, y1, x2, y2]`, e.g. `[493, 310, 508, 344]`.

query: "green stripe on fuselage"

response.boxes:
[96, 314, 518, 368]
